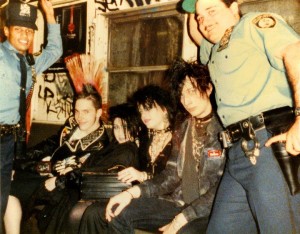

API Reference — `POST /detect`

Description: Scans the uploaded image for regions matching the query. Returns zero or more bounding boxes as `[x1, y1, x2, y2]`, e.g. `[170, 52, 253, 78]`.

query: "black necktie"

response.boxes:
[15, 53, 28, 159]
[17, 53, 27, 126]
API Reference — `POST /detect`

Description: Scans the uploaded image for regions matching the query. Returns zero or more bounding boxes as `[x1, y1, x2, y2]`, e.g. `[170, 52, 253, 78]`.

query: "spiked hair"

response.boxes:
[130, 85, 175, 129]
[166, 58, 210, 103]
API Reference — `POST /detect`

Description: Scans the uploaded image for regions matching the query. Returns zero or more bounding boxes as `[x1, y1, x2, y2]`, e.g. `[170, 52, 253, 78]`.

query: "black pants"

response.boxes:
[79, 197, 208, 234]
[0, 135, 15, 233]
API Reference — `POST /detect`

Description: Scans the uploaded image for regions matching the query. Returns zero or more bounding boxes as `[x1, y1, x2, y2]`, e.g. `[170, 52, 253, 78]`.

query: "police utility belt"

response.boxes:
[0, 124, 21, 138]
[220, 106, 300, 195]
[220, 106, 294, 159]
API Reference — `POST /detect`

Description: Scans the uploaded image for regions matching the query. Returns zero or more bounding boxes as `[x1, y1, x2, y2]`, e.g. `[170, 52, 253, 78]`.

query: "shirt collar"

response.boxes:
[3, 40, 26, 59]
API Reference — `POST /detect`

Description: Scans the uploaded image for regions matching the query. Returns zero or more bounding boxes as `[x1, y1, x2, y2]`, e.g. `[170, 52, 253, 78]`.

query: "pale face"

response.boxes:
[195, 0, 239, 44]
[180, 77, 212, 118]
[138, 103, 168, 130]
[4, 26, 35, 55]
[74, 99, 102, 134]
[113, 117, 131, 144]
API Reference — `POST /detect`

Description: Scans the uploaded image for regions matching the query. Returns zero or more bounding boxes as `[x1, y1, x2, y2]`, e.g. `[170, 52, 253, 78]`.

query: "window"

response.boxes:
[106, 3, 184, 106]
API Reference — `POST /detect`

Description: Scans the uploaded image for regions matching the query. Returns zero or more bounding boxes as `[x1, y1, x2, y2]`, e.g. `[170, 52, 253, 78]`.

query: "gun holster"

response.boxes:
[264, 106, 300, 195]
[271, 142, 300, 195]
[14, 124, 27, 160]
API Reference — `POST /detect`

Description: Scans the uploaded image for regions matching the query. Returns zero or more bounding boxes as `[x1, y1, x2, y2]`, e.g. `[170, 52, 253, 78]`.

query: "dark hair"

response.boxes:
[165, 58, 213, 120]
[221, 0, 242, 16]
[166, 58, 211, 102]
[222, 0, 237, 7]
[74, 84, 102, 110]
[130, 85, 175, 129]
[108, 103, 141, 140]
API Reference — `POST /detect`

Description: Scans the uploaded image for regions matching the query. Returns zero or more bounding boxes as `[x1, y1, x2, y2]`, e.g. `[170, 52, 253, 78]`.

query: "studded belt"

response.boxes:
[0, 124, 20, 137]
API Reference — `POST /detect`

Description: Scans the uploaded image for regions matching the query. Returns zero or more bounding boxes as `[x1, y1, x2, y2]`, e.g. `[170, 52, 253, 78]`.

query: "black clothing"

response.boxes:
[44, 141, 139, 234]
[13, 117, 109, 173]
[84, 141, 139, 170]
[10, 117, 109, 228]
[66, 132, 172, 234]
[138, 130, 172, 177]
[139, 114, 226, 221]
[79, 114, 226, 233]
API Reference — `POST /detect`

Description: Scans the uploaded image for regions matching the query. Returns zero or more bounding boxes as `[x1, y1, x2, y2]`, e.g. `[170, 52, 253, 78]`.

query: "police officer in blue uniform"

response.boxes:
[0, 0, 62, 224]
[182, 0, 300, 233]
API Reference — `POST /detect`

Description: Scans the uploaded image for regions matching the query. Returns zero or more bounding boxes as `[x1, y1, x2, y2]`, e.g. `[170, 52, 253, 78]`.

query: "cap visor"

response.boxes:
[7, 20, 37, 30]
[182, 0, 196, 13]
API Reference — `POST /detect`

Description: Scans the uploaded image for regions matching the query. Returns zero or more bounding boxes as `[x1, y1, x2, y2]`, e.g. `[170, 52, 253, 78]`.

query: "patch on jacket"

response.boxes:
[252, 14, 276, 28]
[205, 148, 223, 159]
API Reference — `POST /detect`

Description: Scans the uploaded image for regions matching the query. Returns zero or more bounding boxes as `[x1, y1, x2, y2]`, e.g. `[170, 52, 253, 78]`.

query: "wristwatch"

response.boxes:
[294, 107, 300, 117]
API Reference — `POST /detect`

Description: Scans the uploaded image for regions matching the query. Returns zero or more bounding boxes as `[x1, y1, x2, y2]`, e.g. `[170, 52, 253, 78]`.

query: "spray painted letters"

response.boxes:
[95, 0, 151, 12]
[33, 72, 73, 123]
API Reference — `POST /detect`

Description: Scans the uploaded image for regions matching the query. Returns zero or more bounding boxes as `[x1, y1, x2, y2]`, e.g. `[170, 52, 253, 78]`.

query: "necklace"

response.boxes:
[191, 118, 209, 169]
[148, 130, 172, 163]
[148, 126, 171, 137]
[194, 111, 213, 128]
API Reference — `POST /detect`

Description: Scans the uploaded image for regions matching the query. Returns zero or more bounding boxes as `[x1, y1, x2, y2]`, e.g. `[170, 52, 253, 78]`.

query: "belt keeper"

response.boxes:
[241, 120, 255, 141]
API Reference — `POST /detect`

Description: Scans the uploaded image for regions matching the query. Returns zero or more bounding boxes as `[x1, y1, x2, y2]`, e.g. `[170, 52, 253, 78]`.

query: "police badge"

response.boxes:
[252, 14, 276, 28]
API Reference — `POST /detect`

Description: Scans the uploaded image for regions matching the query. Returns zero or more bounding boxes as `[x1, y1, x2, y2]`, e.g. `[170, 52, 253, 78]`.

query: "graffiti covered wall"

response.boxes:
[94, 0, 173, 12]
[32, 72, 74, 123]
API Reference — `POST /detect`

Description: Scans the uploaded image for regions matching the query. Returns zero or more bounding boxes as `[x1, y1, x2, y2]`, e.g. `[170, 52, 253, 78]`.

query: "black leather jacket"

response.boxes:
[14, 116, 109, 173]
[138, 114, 226, 222]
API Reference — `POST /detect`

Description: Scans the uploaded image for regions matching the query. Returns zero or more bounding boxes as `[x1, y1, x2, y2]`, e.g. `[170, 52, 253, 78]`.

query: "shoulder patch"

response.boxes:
[205, 148, 223, 159]
[252, 14, 276, 28]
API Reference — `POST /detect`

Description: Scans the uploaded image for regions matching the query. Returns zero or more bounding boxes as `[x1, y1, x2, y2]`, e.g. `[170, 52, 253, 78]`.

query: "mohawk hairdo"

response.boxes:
[130, 85, 175, 129]
[74, 84, 102, 110]
[108, 103, 141, 140]
[166, 58, 211, 104]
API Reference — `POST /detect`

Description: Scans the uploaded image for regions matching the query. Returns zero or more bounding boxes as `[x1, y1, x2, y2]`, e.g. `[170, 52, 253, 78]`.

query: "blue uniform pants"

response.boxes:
[207, 128, 300, 233]
[0, 135, 14, 222]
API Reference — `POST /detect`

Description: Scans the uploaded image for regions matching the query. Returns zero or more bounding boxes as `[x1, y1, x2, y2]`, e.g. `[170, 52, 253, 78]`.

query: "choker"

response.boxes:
[148, 126, 171, 136]
[194, 111, 213, 125]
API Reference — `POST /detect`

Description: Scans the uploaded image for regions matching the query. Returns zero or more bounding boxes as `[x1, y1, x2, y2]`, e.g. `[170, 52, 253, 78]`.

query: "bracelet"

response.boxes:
[172, 216, 185, 232]
[125, 190, 134, 199]
[172, 216, 182, 231]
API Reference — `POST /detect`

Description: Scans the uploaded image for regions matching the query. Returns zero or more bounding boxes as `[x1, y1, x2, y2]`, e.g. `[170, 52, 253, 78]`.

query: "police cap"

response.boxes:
[6, 2, 38, 30]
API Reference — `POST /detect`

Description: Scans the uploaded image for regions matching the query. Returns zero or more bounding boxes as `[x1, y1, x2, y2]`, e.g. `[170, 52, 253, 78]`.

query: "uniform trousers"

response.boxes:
[207, 128, 300, 234]
[0, 134, 14, 232]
